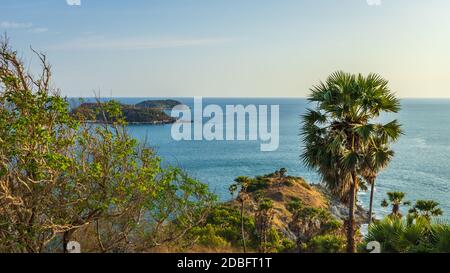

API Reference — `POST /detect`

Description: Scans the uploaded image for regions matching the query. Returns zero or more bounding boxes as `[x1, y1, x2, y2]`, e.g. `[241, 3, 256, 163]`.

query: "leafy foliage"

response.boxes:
[365, 215, 450, 253]
[287, 198, 344, 252]
[188, 205, 257, 249]
[0, 37, 215, 253]
[309, 234, 346, 253]
[409, 200, 443, 221]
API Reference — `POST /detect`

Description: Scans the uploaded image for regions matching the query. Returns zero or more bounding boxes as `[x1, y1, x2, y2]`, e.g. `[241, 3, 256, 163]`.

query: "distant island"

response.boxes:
[135, 99, 182, 110]
[71, 99, 183, 124]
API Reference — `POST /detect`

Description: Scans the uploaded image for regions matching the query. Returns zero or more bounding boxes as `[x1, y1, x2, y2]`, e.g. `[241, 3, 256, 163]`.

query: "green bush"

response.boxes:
[190, 224, 231, 248]
[189, 206, 257, 249]
[246, 178, 271, 193]
[309, 235, 346, 253]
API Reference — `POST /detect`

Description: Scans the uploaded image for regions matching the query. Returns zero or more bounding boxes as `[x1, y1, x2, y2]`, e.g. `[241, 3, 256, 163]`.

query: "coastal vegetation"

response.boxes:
[189, 169, 364, 253]
[363, 192, 449, 253]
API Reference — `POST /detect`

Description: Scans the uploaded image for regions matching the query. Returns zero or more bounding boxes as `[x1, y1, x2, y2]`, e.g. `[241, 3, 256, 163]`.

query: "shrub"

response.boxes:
[189, 206, 257, 249]
[246, 178, 271, 193]
[309, 235, 346, 253]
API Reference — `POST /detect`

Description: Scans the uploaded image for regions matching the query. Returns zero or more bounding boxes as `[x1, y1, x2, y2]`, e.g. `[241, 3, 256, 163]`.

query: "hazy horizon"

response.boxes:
[67, 96, 450, 100]
[2, 0, 450, 98]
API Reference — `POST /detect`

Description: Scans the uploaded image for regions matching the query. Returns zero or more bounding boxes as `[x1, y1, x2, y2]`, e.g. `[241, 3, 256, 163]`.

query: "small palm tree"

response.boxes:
[409, 200, 443, 222]
[381, 192, 411, 217]
[229, 176, 252, 253]
[361, 138, 395, 224]
[255, 198, 275, 253]
[279, 168, 288, 178]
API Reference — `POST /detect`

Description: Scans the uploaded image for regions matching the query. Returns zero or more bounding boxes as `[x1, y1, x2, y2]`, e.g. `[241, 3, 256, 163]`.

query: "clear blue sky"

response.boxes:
[1, 0, 449, 98]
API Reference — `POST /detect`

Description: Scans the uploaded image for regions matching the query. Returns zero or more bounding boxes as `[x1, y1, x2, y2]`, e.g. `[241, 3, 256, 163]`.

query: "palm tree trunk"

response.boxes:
[393, 204, 400, 216]
[240, 200, 247, 253]
[368, 179, 375, 225]
[347, 172, 358, 253]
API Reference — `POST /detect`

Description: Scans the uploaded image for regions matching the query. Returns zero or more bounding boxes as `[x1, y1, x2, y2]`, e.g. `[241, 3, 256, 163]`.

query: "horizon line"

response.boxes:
[65, 96, 450, 100]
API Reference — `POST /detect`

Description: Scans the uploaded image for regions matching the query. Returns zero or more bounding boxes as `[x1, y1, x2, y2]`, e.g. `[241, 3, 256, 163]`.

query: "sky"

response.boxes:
[1, 0, 450, 98]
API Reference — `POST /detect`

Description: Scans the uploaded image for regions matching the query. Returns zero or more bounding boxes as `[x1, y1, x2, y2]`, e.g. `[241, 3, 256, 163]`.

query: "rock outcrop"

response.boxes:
[228, 173, 368, 243]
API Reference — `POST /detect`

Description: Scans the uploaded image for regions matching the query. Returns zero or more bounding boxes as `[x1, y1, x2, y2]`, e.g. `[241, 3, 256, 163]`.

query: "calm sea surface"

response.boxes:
[83, 98, 450, 219]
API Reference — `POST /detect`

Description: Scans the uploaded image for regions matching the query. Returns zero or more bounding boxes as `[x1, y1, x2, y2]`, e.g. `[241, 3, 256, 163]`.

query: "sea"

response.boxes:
[76, 98, 450, 220]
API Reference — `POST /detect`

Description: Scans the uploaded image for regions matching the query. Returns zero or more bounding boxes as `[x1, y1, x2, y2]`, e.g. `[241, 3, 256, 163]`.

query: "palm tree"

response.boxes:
[255, 198, 275, 253]
[361, 138, 395, 225]
[229, 176, 252, 253]
[409, 200, 443, 221]
[301, 71, 401, 252]
[279, 168, 288, 178]
[381, 192, 411, 217]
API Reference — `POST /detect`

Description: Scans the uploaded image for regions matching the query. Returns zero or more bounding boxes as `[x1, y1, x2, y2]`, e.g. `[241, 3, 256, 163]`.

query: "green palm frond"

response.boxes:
[410, 200, 443, 220]
[387, 192, 406, 203]
[430, 222, 450, 252]
[378, 120, 403, 142]
[302, 108, 327, 125]
[372, 148, 394, 169]
[366, 217, 405, 253]
[354, 123, 375, 142]
[341, 150, 359, 171]
[366, 216, 450, 253]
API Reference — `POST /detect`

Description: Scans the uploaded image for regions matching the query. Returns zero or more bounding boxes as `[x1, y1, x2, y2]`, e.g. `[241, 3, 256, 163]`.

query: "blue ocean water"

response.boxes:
[99, 98, 450, 220]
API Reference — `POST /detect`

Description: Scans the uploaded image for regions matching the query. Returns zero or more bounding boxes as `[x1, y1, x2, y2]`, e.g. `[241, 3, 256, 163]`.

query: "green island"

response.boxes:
[135, 99, 182, 110]
[71, 100, 182, 124]
[1, 38, 449, 253]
